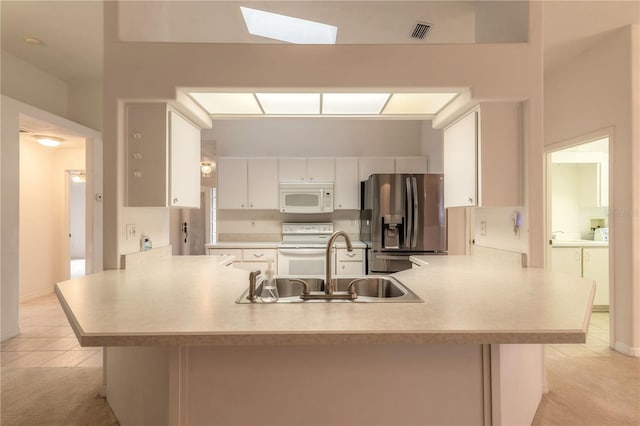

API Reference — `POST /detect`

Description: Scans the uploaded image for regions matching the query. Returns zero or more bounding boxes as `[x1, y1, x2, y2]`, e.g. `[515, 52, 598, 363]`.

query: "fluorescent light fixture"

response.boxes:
[322, 93, 390, 115]
[35, 135, 63, 147]
[71, 172, 86, 183]
[189, 93, 262, 114]
[240, 6, 337, 44]
[256, 93, 320, 114]
[382, 93, 458, 115]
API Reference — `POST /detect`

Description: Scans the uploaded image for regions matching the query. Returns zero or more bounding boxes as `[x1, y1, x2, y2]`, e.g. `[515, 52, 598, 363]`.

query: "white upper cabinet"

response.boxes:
[279, 158, 334, 182]
[306, 158, 334, 182]
[395, 157, 429, 174]
[217, 158, 248, 209]
[247, 159, 279, 209]
[334, 158, 359, 210]
[217, 158, 278, 209]
[358, 158, 395, 182]
[126, 103, 201, 208]
[169, 111, 201, 208]
[443, 111, 478, 208]
[443, 103, 522, 208]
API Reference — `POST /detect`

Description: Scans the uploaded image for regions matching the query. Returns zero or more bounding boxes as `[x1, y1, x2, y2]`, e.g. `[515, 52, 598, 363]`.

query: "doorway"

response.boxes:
[546, 135, 610, 313]
[68, 170, 87, 278]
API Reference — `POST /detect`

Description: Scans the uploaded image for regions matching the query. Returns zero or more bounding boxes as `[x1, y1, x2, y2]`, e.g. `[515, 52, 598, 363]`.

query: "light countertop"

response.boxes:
[55, 255, 594, 347]
[206, 241, 367, 249]
[551, 240, 609, 248]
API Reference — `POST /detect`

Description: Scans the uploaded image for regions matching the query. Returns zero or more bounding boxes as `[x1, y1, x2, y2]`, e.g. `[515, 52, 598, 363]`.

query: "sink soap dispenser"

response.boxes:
[259, 259, 279, 303]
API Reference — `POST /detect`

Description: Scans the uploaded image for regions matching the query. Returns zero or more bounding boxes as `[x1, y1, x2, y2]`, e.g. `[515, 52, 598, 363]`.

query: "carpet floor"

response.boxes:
[533, 349, 640, 425]
[1, 366, 118, 426]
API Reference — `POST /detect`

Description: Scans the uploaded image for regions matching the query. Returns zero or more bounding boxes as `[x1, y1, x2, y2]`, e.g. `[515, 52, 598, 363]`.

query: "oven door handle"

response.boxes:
[278, 249, 327, 255]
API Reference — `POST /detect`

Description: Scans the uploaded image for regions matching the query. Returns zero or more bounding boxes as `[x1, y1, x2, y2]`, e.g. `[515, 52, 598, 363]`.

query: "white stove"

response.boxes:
[278, 223, 333, 275]
[279, 223, 334, 248]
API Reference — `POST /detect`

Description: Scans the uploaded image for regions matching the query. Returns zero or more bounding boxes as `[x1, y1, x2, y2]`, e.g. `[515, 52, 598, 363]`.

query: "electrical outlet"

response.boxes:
[480, 221, 487, 236]
[126, 224, 137, 240]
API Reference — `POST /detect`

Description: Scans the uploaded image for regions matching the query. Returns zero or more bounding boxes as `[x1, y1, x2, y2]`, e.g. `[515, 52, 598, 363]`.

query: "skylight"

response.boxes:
[255, 93, 320, 114]
[322, 93, 391, 115]
[240, 6, 337, 44]
[188, 93, 262, 114]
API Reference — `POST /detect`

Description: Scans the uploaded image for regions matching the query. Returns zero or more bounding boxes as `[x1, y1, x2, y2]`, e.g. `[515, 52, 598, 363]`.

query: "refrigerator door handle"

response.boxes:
[412, 176, 419, 249]
[405, 177, 412, 249]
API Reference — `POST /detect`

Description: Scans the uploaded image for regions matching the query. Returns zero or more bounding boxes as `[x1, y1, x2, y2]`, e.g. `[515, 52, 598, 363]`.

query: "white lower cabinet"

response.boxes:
[207, 247, 277, 274]
[335, 248, 365, 275]
[551, 246, 609, 307]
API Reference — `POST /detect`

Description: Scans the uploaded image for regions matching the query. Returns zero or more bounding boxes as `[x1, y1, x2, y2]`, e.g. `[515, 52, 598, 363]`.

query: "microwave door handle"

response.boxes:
[412, 176, 419, 249]
[405, 177, 412, 249]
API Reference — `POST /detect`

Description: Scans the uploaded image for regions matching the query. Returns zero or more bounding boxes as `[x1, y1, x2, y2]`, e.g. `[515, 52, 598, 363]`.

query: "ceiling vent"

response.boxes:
[411, 22, 431, 40]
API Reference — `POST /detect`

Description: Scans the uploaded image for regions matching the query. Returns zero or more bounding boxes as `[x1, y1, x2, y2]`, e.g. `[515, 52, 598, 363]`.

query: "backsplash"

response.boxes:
[216, 210, 361, 242]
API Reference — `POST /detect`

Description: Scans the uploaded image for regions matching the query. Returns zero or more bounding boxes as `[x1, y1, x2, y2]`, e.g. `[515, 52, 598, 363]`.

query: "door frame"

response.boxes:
[544, 126, 613, 346]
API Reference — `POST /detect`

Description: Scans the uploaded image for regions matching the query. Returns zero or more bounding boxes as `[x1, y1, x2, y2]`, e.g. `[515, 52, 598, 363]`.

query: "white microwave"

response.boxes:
[280, 182, 334, 213]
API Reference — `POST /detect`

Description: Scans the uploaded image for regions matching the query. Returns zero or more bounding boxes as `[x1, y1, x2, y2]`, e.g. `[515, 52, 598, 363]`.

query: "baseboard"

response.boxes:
[614, 341, 640, 357]
[20, 289, 54, 303]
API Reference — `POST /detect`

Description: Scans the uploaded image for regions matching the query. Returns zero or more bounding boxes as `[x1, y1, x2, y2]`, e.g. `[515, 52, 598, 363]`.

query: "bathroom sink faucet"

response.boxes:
[325, 231, 353, 295]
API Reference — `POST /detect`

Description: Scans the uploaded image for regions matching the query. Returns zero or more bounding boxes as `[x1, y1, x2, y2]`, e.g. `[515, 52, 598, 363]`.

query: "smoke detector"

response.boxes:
[410, 22, 431, 40]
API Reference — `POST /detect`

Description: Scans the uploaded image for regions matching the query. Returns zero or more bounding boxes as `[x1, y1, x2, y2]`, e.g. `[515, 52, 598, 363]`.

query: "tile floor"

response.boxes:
[1, 293, 102, 369]
[546, 311, 611, 359]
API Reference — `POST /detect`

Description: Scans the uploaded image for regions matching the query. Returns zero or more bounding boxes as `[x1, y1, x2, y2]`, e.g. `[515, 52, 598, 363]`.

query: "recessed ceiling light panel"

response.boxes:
[34, 135, 63, 147]
[256, 93, 320, 114]
[189, 92, 262, 114]
[322, 93, 390, 115]
[382, 93, 458, 115]
[240, 7, 337, 44]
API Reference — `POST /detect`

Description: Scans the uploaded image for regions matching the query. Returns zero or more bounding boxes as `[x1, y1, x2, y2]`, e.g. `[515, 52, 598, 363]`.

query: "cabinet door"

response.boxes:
[248, 159, 279, 209]
[550, 247, 582, 278]
[443, 111, 477, 208]
[307, 158, 335, 182]
[395, 157, 428, 174]
[217, 159, 248, 209]
[169, 111, 201, 208]
[334, 158, 359, 209]
[358, 158, 395, 182]
[583, 247, 609, 306]
[125, 103, 168, 207]
[279, 158, 306, 182]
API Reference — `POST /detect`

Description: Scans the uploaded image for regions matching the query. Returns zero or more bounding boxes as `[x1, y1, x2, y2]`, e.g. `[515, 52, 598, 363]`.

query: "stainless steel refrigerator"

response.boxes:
[360, 174, 447, 273]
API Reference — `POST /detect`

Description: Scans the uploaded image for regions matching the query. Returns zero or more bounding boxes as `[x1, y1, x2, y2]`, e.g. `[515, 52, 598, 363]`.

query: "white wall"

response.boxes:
[210, 119, 423, 157]
[0, 51, 69, 118]
[68, 77, 103, 132]
[545, 25, 639, 355]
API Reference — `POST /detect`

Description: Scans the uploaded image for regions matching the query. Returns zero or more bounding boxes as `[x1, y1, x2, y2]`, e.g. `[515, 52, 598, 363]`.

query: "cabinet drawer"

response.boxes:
[243, 249, 277, 262]
[336, 248, 363, 261]
[336, 261, 365, 275]
[208, 248, 242, 260]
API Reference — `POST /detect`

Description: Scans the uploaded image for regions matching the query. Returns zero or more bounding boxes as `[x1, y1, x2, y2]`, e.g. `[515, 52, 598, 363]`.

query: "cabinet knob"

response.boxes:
[132, 132, 142, 140]
[254, 253, 264, 258]
[338, 204, 342, 208]
[309, 177, 314, 181]
[173, 198, 179, 204]
[132, 152, 142, 160]
[347, 252, 356, 257]
[132, 170, 142, 177]
[250, 204, 254, 208]
[241, 204, 245, 208]
[468, 197, 474, 204]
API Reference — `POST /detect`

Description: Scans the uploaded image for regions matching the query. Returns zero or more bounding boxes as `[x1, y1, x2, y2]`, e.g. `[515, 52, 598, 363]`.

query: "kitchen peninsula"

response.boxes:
[55, 255, 595, 426]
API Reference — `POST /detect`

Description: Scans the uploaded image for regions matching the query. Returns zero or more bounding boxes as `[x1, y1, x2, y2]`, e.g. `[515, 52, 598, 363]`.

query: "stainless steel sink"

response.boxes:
[236, 275, 423, 303]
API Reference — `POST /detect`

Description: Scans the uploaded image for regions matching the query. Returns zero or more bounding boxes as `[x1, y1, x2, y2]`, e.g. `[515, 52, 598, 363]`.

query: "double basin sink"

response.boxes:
[236, 275, 423, 303]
